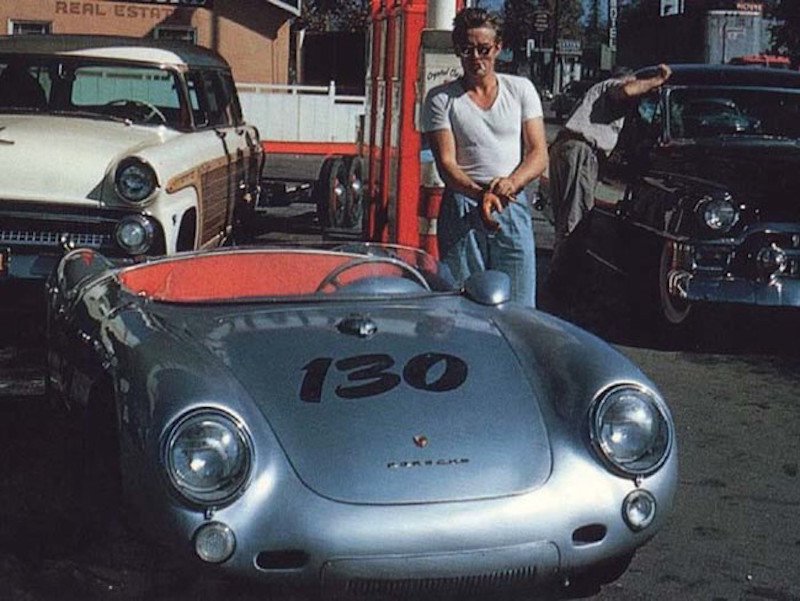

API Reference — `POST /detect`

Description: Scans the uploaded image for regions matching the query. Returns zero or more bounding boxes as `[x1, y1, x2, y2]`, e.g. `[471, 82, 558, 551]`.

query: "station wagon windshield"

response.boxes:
[668, 87, 800, 140]
[0, 55, 183, 127]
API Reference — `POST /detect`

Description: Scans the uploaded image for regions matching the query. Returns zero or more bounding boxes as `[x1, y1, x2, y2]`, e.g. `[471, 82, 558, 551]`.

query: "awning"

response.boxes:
[266, 0, 301, 16]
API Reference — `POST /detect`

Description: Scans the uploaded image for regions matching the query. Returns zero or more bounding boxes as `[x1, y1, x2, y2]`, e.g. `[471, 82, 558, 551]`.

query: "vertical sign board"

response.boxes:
[608, 0, 617, 52]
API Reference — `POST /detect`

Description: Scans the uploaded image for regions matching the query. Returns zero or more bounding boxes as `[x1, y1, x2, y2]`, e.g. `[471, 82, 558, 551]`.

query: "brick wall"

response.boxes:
[0, 0, 291, 84]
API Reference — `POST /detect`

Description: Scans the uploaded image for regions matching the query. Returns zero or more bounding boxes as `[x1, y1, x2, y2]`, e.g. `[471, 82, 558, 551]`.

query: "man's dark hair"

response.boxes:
[611, 65, 635, 78]
[452, 7, 503, 47]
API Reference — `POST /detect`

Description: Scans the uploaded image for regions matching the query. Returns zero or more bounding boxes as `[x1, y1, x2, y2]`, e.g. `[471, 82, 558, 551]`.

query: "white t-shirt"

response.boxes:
[421, 73, 543, 184]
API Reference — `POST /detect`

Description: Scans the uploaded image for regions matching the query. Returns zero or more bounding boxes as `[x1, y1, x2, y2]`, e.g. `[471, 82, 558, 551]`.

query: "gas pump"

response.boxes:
[365, 0, 466, 257]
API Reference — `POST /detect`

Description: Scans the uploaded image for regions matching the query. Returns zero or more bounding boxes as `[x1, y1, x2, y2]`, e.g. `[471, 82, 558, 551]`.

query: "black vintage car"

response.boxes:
[576, 64, 800, 333]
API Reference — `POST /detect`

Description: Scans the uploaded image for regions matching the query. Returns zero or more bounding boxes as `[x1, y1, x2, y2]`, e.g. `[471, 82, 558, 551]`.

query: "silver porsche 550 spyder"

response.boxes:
[46, 243, 677, 598]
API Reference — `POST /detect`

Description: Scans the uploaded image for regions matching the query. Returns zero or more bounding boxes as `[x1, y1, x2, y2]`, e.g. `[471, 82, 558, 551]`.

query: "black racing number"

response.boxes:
[300, 357, 333, 403]
[299, 352, 468, 401]
[403, 352, 468, 392]
[334, 354, 401, 399]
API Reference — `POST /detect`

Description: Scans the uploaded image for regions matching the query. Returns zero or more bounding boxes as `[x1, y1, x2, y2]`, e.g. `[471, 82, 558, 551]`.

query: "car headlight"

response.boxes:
[115, 157, 158, 203]
[696, 193, 738, 233]
[165, 410, 252, 506]
[590, 385, 672, 477]
[115, 215, 155, 255]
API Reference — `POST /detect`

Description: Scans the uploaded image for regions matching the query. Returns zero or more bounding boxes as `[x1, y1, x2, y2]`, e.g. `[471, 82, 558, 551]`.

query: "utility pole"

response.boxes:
[551, 0, 560, 92]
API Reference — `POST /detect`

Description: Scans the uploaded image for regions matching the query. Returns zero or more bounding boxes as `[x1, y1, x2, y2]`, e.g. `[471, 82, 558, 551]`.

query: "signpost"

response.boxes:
[609, 0, 618, 51]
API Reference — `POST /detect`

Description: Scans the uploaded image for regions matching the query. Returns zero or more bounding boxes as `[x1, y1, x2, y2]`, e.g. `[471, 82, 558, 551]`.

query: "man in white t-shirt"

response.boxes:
[421, 7, 548, 308]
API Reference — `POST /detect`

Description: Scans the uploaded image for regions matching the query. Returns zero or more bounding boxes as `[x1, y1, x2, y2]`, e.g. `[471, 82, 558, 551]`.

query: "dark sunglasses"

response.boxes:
[456, 44, 495, 58]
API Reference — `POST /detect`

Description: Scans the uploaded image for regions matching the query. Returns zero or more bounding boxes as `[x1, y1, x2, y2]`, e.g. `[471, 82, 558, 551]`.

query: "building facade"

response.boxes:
[618, 1, 782, 68]
[0, 0, 299, 84]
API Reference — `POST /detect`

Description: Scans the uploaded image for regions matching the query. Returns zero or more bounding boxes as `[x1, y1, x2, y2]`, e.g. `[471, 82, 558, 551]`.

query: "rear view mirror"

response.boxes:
[464, 270, 511, 305]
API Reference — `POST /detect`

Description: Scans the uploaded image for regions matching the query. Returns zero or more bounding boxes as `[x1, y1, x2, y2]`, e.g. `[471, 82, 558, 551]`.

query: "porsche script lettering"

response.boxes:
[387, 458, 470, 469]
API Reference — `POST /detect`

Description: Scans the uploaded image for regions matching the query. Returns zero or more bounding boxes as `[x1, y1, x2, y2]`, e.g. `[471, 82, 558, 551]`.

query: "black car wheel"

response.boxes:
[316, 157, 347, 229]
[344, 156, 365, 231]
[658, 239, 693, 326]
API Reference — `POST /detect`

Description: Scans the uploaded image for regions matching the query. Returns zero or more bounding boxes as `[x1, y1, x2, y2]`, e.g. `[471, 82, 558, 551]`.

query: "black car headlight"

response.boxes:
[590, 385, 672, 477]
[165, 410, 252, 506]
[115, 157, 158, 203]
[696, 193, 738, 233]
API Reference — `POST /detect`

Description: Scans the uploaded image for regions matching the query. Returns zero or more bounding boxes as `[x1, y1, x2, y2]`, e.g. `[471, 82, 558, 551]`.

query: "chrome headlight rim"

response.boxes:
[695, 193, 739, 234]
[115, 157, 159, 204]
[115, 214, 156, 256]
[590, 384, 673, 478]
[163, 408, 253, 508]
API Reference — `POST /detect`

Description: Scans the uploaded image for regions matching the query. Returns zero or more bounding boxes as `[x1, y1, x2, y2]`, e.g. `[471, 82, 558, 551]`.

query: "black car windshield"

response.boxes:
[0, 55, 184, 127]
[668, 87, 800, 139]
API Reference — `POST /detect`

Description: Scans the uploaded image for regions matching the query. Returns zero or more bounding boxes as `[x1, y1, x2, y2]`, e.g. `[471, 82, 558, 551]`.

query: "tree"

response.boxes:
[295, 0, 369, 33]
[770, 1, 800, 65]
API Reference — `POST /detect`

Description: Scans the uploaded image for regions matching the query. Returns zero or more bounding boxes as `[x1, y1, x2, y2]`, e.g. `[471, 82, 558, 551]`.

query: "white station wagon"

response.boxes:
[0, 35, 262, 281]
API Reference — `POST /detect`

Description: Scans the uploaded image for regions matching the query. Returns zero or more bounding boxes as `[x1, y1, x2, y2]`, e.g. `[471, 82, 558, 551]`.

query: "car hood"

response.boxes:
[657, 138, 800, 216]
[0, 114, 169, 205]
[195, 304, 553, 504]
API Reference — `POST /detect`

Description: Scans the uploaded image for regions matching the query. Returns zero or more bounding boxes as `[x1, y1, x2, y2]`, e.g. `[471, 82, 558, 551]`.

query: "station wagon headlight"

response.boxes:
[165, 410, 252, 506]
[697, 193, 738, 233]
[591, 385, 672, 477]
[115, 157, 157, 203]
[115, 215, 155, 255]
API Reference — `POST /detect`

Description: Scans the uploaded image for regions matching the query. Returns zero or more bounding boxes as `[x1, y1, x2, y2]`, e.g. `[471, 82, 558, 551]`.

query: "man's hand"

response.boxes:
[655, 63, 672, 84]
[489, 176, 518, 200]
[480, 189, 512, 231]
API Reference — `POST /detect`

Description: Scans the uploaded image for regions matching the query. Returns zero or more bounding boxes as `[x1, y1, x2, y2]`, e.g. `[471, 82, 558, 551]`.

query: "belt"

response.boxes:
[555, 129, 598, 151]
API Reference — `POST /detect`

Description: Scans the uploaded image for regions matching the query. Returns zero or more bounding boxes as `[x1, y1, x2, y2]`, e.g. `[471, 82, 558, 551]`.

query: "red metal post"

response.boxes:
[393, 0, 427, 249]
[366, 0, 385, 241]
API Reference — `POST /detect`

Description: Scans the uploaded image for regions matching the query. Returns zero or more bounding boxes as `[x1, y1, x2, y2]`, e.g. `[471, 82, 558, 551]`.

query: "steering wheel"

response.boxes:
[104, 99, 167, 124]
[316, 257, 431, 293]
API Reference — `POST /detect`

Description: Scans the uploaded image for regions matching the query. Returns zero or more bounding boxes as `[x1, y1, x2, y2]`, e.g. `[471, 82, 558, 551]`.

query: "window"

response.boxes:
[153, 27, 197, 44]
[8, 20, 51, 36]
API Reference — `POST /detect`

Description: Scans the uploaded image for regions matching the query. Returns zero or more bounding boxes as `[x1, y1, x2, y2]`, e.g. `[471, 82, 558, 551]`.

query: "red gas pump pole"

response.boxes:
[365, 0, 466, 255]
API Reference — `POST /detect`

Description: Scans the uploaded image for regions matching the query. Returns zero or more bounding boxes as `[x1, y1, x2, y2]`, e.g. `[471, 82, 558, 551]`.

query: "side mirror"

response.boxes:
[463, 270, 511, 306]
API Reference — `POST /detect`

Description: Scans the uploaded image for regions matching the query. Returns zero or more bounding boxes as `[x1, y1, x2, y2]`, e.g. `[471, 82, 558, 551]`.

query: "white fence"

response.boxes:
[237, 81, 366, 143]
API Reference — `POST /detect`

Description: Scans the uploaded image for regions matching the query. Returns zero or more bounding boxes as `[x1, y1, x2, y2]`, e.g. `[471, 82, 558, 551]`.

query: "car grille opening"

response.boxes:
[327, 566, 539, 598]
[572, 524, 607, 546]
[255, 550, 309, 570]
[0, 229, 110, 248]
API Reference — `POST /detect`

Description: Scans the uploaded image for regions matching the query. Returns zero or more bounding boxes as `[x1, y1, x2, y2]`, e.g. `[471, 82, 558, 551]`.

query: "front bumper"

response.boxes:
[669, 223, 800, 308]
[0, 201, 164, 280]
[682, 273, 800, 306]
[133, 443, 677, 596]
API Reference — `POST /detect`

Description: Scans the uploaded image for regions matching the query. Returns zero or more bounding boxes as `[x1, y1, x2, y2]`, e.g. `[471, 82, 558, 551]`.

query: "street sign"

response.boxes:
[736, 2, 762, 12]
[557, 38, 582, 55]
[533, 11, 549, 33]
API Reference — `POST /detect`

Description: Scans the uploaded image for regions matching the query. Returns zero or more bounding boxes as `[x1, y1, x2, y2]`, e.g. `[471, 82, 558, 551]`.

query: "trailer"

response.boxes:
[237, 81, 367, 236]
[237, 0, 467, 255]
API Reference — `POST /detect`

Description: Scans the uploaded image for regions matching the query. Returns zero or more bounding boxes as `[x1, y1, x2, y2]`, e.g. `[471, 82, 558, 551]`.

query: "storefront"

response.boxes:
[0, 0, 299, 84]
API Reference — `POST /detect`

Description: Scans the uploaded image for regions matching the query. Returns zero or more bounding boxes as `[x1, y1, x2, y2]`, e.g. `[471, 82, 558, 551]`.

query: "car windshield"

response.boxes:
[667, 87, 800, 139]
[0, 54, 184, 127]
[117, 244, 458, 303]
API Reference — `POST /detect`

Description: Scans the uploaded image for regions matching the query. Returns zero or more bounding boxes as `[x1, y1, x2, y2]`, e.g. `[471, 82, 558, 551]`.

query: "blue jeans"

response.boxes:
[438, 188, 536, 307]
